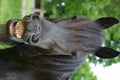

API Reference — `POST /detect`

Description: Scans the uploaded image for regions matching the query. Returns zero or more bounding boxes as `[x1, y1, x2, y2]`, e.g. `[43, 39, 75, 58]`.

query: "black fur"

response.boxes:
[0, 14, 119, 80]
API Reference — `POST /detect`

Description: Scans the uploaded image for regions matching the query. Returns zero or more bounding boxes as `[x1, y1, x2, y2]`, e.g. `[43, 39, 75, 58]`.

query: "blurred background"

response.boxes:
[0, 0, 120, 80]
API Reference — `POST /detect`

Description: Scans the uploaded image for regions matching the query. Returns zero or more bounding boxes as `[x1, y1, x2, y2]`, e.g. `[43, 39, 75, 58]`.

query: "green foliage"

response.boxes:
[0, 42, 12, 49]
[44, 0, 111, 18]
[103, 0, 120, 66]
[72, 61, 97, 80]
[0, 0, 22, 48]
[0, 0, 21, 23]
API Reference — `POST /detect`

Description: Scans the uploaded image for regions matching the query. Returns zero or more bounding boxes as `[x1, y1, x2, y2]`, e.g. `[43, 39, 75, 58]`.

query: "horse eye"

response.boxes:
[31, 35, 39, 43]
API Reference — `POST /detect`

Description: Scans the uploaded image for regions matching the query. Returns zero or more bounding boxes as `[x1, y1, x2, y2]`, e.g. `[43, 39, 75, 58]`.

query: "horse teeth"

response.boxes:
[15, 22, 22, 38]
[16, 34, 21, 38]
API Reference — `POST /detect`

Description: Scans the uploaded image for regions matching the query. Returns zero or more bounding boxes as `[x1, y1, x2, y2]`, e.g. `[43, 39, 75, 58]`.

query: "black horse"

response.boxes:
[0, 14, 119, 80]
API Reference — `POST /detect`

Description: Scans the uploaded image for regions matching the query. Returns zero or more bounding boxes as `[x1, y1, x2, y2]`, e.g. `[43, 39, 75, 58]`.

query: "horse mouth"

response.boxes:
[9, 20, 25, 38]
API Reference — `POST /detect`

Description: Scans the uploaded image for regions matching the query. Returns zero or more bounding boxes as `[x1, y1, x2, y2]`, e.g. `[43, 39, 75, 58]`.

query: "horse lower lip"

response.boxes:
[9, 22, 16, 37]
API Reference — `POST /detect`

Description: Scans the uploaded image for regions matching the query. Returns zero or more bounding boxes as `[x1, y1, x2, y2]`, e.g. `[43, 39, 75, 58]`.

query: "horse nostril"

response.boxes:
[30, 14, 40, 20]
[23, 14, 40, 21]
[23, 16, 30, 20]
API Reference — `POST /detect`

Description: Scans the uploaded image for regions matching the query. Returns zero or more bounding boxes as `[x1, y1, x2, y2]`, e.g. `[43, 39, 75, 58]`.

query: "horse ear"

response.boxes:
[95, 17, 119, 29]
[95, 47, 120, 58]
